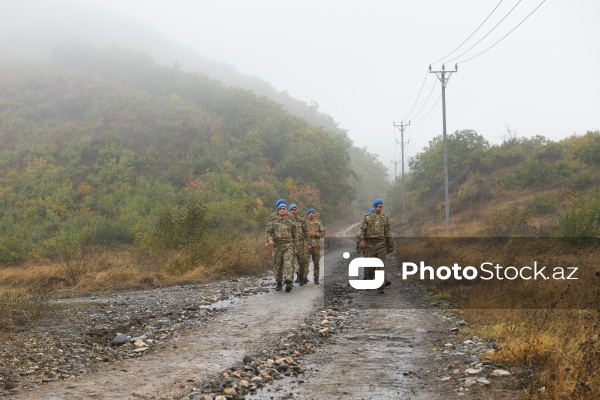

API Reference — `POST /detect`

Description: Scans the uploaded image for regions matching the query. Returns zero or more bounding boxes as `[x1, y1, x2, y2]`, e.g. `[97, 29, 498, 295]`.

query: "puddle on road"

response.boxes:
[204, 298, 234, 310]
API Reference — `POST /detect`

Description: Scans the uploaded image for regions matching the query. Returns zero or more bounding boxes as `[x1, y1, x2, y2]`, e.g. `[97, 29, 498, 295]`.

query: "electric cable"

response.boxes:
[430, 0, 504, 65]
[414, 92, 442, 123]
[408, 78, 438, 122]
[455, 0, 547, 64]
[401, 69, 430, 122]
[444, 0, 523, 65]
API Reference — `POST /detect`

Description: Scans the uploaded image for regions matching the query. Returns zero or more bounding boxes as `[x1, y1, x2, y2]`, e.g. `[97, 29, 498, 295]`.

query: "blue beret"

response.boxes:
[372, 199, 383, 207]
[289, 204, 298, 210]
[306, 208, 316, 215]
[276, 198, 286, 208]
[370, 208, 375, 213]
[277, 203, 287, 211]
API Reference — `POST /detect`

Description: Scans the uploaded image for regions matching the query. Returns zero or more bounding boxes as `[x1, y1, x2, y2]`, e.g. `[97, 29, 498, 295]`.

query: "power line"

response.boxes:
[408, 78, 438, 121]
[413, 92, 442, 123]
[444, 0, 524, 64]
[455, 0, 548, 65]
[430, 0, 505, 65]
[402, 69, 430, 122]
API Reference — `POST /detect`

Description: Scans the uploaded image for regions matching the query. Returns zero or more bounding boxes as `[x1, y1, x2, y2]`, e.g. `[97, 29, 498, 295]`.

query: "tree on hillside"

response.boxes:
[408, 129, 489, 201]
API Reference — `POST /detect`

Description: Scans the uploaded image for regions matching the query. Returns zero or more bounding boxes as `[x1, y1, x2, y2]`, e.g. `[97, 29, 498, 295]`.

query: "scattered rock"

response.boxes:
[465, 368, 481, 375]
[477, 378, 491, 385]
[111, 333, 130, 346]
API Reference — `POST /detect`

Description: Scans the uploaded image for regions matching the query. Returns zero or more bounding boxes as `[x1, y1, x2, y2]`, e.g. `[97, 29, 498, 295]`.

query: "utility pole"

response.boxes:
[391, 160, 401, 183]
[393, 121, 410, 211]
[429, 64, 457, 233]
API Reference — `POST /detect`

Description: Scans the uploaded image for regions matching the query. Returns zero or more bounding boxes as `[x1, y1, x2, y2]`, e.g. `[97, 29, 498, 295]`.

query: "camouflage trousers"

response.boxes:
[273, 245, 294, 283]
[364, 244, 386, 282]
[292, 243, 308, 279]
[306, 245, 321, 280]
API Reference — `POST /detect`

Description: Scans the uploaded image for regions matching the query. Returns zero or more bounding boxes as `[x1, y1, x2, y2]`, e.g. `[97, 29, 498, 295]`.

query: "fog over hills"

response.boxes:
[1, 0, 341, 133]
[1, 0, 390, 211]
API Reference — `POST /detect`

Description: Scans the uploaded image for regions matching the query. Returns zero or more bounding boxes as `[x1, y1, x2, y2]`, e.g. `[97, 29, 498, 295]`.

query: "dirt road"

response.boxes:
[15, 224, 518, 399]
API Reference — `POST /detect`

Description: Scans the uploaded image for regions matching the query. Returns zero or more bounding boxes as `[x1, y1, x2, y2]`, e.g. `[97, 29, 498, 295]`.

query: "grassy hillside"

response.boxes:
[389, 129, 600, 237]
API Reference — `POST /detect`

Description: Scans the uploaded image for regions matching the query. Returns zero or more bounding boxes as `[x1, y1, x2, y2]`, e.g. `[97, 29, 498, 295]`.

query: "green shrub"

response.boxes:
[557, 200, 600, 244]
[529, 193, 559, 215]
[148, 202, 207, 250]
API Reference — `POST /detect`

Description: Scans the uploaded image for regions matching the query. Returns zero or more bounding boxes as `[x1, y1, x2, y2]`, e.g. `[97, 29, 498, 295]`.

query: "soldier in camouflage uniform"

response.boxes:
[357, 199, 394, 294]
[288, 204, 309, 286]
[269, 199, 286, 222]
[265, 203, 298, 292]
[268, 199, 286, 271]
[305, 208, 325, 284]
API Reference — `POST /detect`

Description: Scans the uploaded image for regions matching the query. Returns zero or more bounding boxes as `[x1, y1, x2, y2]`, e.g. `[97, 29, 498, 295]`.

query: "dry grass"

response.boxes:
[401, 236, 600, 398]
[467, 308, 600, 399]
[395, 181, 600, 399]
[0, 233, 271, 331]
[0, 285, 54, 332]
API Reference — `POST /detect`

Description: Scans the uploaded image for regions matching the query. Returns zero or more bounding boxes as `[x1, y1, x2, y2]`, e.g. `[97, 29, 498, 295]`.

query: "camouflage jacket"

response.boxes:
[291, 214, 309, 243]
[306, 219, 325, 247]
[265, 216, 298, 249]
[358, 213, 393, 250]
[269, 211, 280, 222]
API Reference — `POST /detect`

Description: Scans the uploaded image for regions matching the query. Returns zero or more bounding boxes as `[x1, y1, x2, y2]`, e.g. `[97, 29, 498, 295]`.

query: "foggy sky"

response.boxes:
[3, 0, 599, 179]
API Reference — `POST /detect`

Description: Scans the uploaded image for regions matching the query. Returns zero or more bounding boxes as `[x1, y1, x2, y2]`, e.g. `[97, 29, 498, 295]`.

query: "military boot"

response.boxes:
[275, 282, 283, 291]
[284, 280, 293, 292]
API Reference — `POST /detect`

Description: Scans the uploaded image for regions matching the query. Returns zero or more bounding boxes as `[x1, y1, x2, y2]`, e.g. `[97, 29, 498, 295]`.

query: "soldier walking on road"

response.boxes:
[358, 199, 394, 294]
[288, 204, 309, 286]
[268, 199, 286, 270]
[265, 203, 298, 292]
[305, 208, 325, 284]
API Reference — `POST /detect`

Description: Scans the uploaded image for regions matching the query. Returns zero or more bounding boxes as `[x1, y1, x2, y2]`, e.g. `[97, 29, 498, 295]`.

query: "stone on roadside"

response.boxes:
[465, 368, 481, 375]
[464, 377, 477, 387]
[491, 369, 511, 377]
[477, 378, 491, 385]
[222, 387, 236, 395]
[238, 379, 249, 388]
[111, 333, 130, 346]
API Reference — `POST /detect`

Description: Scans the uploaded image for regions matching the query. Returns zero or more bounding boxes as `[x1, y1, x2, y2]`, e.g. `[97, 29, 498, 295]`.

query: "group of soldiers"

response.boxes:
[264, 199, 325, 292]
[265, 197, 394, 295]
